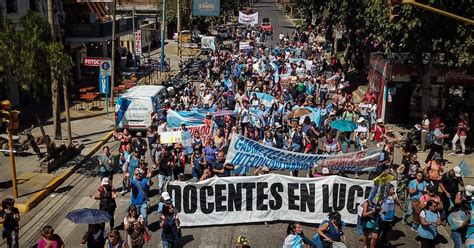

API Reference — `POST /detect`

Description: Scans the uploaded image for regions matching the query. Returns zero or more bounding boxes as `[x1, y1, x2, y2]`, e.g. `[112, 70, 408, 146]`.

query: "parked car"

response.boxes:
[172, 30, 205, 44]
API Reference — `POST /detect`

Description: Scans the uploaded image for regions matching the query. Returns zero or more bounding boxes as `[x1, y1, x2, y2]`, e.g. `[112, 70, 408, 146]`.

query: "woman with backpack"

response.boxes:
[90, 177, 117, 230]
[359, 199, 379, 248]
[124, 205, 145, 248]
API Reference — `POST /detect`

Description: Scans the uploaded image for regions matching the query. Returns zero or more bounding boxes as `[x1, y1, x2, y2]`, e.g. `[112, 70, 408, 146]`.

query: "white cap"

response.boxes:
[453, 166, 463, 177]
[322, 167, 330, 175]
[357, 117, 365, 123]
[161, 192, 171, 201]
[465, 185, 474, 197]
[101, 177, 110, 185]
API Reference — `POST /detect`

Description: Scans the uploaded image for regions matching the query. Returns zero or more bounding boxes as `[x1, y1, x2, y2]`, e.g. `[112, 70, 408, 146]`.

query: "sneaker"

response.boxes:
[410, 226, 417, 232]
[449, 152, 456, 156]
[120, 190, 128, 196]
[458, 153, 465, 157]
[402, 218, 408, 226]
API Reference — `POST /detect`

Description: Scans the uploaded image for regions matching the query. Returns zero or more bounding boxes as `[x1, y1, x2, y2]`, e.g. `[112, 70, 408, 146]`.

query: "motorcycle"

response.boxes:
[0, 126, 42, 158]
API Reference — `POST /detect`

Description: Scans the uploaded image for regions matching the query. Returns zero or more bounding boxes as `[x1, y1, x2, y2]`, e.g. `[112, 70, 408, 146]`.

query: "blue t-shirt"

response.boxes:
[408, 179, 428, 201]
[130, 178, 149, 205]
[213, 161, 230, 177]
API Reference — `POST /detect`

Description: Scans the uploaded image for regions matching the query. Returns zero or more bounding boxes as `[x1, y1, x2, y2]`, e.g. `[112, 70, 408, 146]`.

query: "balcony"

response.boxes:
[65, 18, 134, 40]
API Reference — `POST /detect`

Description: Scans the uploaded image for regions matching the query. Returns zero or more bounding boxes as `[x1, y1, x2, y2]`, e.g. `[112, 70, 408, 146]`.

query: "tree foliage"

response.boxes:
[0, 11, 73, 102]
[305, 0, 473, 68]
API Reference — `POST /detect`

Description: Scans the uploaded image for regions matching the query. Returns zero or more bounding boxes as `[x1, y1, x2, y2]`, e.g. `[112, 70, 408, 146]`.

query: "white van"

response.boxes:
[201, 36, 217, 54]
[115, 85, 167, 131]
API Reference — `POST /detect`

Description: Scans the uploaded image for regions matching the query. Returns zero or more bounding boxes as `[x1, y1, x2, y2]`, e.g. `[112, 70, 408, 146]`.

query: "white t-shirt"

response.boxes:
[422, 119, 430, 133]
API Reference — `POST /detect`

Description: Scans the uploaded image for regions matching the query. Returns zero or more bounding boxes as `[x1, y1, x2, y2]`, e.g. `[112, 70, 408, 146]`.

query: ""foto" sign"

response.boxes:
[83, 57, 104, 67]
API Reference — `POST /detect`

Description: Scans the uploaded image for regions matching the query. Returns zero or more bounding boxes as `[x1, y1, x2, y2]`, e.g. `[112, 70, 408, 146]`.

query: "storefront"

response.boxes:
[368, 53, 474, 131]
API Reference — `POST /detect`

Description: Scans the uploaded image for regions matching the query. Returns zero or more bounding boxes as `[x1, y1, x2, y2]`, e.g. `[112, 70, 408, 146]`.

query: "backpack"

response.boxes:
[425, 131, 436, 145]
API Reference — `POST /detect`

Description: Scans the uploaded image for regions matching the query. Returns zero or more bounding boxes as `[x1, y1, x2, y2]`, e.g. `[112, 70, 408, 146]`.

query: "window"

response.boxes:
[6, 0, 18, 13]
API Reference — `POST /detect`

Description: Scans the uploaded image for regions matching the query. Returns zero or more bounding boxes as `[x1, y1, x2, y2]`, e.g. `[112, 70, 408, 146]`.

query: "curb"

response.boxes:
[15, 130, 114, 213]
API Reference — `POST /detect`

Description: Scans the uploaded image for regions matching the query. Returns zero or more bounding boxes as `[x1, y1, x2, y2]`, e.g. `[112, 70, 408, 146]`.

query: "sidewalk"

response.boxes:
[0, 108, 114, 212]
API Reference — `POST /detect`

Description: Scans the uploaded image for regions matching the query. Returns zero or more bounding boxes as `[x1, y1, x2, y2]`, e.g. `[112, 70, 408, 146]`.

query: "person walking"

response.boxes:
[130, 168, 151, 225]
[160, 204, 181, 248]
[416, 200, 441, 248]
[378, 184, 401, 247]
[90, 177, 117, 230]
[81, 224, 107, 248]
[283, 222, 314, 248]
[124, 205, 145, 248]
[451, 114, 470, 156]
[98, 146, 115, 184]
[425, 122, 449, 163]
[37, 225, 64, 248]
[316, 212, 346, 248]
[420, 114, 430, 151]
[106, 228, 125, 248]
[0, 198, 20, 248]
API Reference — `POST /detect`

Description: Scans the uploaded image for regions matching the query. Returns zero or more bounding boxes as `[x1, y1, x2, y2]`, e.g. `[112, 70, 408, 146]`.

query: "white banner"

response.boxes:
[168, 174, 374, 226]
[238, 11, 259, 25]
[160, 131, 181, 144]
[225, 134, 382, 171]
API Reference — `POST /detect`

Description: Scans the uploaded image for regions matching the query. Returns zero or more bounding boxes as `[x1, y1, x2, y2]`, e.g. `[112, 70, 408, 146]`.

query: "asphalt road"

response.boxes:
[14, 1, 454, 247]
[254, 0, 295, 46]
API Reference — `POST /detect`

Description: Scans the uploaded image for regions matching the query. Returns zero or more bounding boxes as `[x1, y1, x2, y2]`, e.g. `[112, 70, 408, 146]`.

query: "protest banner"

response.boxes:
[225, 134, 382, 171]
[167, 174, 374, 226]
[172, 124, 211, 138]
[160, 131, 182, 144]
[238, 11, 258, 25]
[239, 41, 253, 50]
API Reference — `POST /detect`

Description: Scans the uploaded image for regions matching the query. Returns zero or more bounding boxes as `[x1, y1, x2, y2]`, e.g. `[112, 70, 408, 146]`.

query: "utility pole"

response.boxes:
[63, 74, 72, 146]
[1, 101, 19, 198]
[177, 0, 182, 63]
[48, 0, 61, 140]
[160, 0, 166, 72]
[110, 0, 117, 105]
[132, 7, 137, 72]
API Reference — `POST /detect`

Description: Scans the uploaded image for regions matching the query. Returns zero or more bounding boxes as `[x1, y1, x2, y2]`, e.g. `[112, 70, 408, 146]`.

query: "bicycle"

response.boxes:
[396, 176, 409, 211]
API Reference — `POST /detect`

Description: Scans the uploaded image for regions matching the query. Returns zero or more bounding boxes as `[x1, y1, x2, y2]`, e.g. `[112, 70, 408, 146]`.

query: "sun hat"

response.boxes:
[236, 235, 250, 246]
[376, 118, 384, 123]
[101, 177, 110, 185]
[465, 185, 474, 197]
[453, 166, 463, 177]
[357, 117, 365, 123]
[322, 167, 330, 175]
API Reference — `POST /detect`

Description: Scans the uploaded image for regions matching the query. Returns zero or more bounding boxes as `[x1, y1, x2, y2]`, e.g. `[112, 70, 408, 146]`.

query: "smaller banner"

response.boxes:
[238, 11, 259, 25]
[160, 131, 182, 144]
[166, 110, 206, 128]
[239, 41, 252, 50]
[193, 0, 220, 16]
[168, 174, 374, 226]
[171, 125, 211, 140]
[225, 134, 382, 171]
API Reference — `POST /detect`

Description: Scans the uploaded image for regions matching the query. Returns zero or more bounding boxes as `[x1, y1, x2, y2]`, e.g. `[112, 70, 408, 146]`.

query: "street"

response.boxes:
[14, 1, 454, 247]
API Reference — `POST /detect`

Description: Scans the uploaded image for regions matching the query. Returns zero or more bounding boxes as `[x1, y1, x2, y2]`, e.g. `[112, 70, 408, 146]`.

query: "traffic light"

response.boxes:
[0, 101, 20, 131]
[388, 0, 402, 23]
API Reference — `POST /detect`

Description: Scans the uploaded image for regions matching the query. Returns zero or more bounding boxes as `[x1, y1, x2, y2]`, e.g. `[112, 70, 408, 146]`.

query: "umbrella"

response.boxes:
[66, 208, 111, 224]
[329, 120, 357, 132]
[288, 108, 312, 119]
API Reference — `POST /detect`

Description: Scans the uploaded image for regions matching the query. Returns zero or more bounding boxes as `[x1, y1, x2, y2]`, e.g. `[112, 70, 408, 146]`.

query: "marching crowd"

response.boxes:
[0, 25, 471, 248]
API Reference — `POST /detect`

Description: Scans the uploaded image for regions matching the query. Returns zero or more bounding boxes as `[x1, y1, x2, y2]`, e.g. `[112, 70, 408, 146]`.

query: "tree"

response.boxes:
[300, 0, 473, 113]
[0, 11, 74, 142]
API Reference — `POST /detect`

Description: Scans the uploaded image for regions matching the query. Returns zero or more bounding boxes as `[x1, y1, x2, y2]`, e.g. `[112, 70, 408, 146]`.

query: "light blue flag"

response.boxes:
[459, 160, 471, 177]
[166, 110, 206, 128]
[251, 92, 276, 109]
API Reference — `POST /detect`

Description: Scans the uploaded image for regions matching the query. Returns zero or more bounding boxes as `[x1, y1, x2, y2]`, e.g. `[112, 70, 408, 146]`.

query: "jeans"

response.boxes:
[136, 202, 148, 225]
[404, 199, 414, 222]
[452, 134, 467, 154]
[5, 230, 19, 248]
[158, 174, 172, 194]
[451, 229, 466, 248]
[162, 240, 175, 248]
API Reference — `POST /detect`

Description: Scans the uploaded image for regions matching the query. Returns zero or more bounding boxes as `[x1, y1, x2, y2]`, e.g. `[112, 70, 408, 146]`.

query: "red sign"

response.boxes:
[83, 57, 104, 67]
[444, 70, 474, 83]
